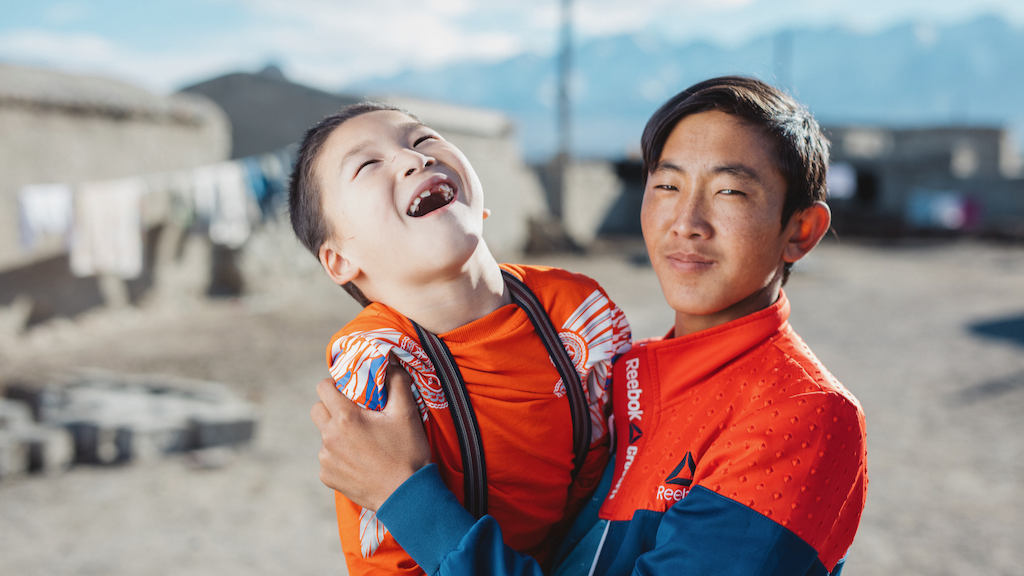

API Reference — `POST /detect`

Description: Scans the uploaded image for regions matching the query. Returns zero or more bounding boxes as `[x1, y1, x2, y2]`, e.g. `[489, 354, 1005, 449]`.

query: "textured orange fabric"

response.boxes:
[600, 292, 867, 572]
[326, 264, 631, 575]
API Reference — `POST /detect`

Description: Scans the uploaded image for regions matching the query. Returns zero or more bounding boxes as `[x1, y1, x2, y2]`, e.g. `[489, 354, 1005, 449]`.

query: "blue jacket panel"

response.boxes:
[377, 463, 838, 576]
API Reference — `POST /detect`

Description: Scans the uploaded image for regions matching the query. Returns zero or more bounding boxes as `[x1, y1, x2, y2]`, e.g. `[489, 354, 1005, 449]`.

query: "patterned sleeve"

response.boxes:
[556, 288, 633, 443]
[327, 328, 448, 421]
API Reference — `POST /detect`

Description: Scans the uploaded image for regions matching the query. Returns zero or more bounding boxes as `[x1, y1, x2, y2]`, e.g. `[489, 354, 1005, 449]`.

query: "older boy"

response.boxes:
[311, 76, 868, 576]
[291, 103, 631, 573]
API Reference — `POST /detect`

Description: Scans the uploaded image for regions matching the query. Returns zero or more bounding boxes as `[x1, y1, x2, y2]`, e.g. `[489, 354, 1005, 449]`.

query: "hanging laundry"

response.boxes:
[166, 171, 197, 230]
[256, 149, 292, 218]
[241, 157, 268, 204]
[191, 161, 258, 249]
[17, 183, 74, 250]
[191, 164, 219, 225]
[70, 178, 146, 279]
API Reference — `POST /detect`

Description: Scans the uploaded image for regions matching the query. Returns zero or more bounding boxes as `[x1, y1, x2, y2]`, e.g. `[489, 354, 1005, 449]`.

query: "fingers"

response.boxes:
[316, 377, 350, 415]
[310, 400, 331, 429]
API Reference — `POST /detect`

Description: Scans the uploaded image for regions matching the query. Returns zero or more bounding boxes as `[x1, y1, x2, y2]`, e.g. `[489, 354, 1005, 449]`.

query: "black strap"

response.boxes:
[409, 270, 592, 518]
[411, 321, 488, 519]
[502, 269, 592, 482]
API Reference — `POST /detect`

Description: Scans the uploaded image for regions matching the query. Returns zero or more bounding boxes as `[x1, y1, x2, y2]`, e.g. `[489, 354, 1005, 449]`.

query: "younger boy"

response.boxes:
[310, 77, 869, 576]
[289, 103, 632, 573]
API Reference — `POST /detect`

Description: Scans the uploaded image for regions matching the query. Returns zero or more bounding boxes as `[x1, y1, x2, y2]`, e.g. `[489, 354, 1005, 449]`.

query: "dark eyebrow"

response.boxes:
[713, 163, 763, 184]
[653, 161, 763, 181]
[652, 160, 684, 175]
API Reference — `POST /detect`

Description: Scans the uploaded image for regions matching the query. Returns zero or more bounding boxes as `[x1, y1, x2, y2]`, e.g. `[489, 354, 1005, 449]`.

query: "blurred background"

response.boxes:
[1, 1, 1022, 575]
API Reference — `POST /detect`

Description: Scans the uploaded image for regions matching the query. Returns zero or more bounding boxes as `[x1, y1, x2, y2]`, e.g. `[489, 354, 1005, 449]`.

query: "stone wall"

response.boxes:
[0, 64, 230, 273]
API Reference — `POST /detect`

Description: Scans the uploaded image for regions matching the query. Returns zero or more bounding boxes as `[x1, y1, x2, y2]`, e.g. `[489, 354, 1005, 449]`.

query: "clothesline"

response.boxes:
[17, 146, 295, 280]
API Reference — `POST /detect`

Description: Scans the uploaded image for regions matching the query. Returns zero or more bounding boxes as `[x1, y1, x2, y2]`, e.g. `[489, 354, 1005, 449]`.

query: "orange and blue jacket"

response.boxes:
[374, 291, 868, 576]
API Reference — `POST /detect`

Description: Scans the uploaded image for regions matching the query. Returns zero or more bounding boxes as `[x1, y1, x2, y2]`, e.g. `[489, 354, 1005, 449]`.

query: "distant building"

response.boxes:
[0, 64, 229, 323]
[180, 66, 360, 159]
[824, 125, 1024, 236]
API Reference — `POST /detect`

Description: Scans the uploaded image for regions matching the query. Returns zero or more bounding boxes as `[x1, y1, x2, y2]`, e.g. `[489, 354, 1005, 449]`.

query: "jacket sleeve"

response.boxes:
[376, 464, 549, 576]
[328, 327, 439, 420]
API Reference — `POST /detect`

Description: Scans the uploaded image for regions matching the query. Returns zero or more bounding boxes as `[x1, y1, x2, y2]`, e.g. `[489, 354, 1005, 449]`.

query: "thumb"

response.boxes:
[382, 355, 417, 417]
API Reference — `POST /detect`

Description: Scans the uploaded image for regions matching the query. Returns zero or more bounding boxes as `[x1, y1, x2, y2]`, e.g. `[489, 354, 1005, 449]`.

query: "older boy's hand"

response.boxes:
[310, 358, 431, 511]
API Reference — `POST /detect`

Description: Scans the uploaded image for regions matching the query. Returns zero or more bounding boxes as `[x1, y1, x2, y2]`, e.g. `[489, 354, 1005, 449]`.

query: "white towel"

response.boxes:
[191, 161, 256, 248]
[70, 178, 146, 279]
[17, 183, 74, 250]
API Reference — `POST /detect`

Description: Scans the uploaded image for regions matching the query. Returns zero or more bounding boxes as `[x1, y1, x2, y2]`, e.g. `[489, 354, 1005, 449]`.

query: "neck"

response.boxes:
[375, 242, 511, 335]
[673, 281, 781, 338]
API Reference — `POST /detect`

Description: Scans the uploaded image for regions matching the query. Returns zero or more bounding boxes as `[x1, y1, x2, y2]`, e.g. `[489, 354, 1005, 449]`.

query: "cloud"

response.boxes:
[0, 29, 116, 64]
[3, 0, 1024, 96]
[0, 27, 259, 93]
[212, 0, 534, 87]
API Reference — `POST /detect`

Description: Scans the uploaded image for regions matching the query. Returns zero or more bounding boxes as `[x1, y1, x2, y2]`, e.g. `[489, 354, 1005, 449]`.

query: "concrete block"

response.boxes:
[21, 372, 258, 467]
[0, 398, 73, 477]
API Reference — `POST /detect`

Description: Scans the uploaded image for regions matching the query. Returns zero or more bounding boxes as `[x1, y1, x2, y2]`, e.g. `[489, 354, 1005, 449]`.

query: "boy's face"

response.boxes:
[315, 110, 486, 296]
[641, 110, 802, 336]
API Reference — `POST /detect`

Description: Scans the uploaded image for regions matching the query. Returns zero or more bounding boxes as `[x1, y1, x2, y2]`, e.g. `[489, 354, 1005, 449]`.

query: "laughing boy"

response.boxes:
[291, 103, 632, 574]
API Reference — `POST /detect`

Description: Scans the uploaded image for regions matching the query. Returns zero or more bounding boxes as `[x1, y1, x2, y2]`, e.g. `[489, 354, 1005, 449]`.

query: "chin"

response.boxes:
[665, 291, 731, 317]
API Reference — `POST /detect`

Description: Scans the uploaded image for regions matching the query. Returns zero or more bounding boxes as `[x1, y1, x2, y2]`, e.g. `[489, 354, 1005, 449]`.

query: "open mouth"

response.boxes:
[407, 182, 457, 217]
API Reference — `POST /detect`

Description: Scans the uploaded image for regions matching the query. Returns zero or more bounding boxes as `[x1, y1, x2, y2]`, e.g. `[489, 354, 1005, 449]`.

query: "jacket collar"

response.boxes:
[644, 290, 791, 398]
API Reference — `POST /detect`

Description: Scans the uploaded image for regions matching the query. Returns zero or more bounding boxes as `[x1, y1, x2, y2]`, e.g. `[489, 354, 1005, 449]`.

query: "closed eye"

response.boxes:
[414, 135, 437, 147]
[355, 159, 378, 176]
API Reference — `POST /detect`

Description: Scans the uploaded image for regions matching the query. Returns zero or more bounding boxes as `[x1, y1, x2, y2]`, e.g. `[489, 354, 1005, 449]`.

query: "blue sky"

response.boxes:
[2, 0, 1024, 94]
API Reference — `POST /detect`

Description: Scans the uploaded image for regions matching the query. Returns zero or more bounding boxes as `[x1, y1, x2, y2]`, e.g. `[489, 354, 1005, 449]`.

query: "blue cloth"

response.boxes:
[376, 463, 835, 576]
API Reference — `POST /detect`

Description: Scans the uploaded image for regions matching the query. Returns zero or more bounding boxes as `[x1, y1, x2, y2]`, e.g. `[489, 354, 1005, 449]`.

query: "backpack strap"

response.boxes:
[411, 321, 488, 518]
[501, 269, 592, 482]
[408, 269, 593, 519]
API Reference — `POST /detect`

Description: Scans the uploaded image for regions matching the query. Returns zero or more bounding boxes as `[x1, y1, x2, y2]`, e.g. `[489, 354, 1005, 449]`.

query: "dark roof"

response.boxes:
[179, 66, 361, 158]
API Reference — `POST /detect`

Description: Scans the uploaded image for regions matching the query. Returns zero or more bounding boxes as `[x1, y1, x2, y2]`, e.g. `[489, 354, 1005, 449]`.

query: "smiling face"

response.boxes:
[642, 110, 802, 336]
[314, 110, 486, 301]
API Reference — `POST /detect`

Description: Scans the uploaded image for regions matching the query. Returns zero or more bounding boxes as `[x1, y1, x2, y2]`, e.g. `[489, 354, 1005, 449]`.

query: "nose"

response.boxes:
[397, 147, 435, 177]
[668, 188, 713, 239]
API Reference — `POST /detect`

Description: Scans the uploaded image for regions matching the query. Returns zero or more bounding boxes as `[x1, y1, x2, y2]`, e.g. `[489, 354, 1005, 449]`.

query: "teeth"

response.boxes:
[407, 181, 456, 216]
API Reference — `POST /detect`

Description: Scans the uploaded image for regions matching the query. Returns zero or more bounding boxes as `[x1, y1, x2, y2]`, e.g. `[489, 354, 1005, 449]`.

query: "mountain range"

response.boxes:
[345, 15, 1024, 161]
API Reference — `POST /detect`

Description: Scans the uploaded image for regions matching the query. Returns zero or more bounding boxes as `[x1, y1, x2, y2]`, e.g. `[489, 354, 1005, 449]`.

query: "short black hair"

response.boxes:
[641, 76, 830, 283]
[288, 102, 415, 307]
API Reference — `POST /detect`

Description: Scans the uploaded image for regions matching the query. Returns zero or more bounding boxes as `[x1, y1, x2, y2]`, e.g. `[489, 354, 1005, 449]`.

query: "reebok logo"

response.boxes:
[666, 452, 696, 487]
[624, 357, 643, 421]
[656, 485, 688, 502]
[628, 421, 643, 444]
[657, 453, 696, 503]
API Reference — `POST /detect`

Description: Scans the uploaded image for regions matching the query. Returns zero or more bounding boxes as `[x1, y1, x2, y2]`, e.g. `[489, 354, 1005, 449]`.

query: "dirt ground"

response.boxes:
[1, 237, 1022, 576]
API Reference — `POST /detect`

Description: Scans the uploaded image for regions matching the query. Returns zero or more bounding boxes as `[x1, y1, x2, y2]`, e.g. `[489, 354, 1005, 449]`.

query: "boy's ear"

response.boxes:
[782, 201, 832, 264]
[319, 241, 360, 286]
